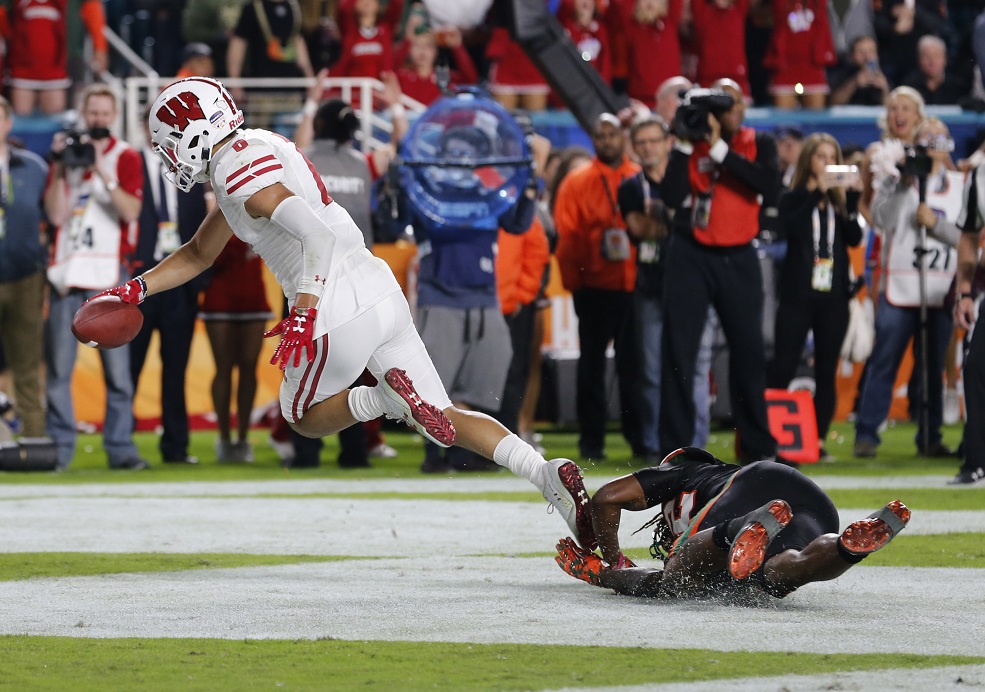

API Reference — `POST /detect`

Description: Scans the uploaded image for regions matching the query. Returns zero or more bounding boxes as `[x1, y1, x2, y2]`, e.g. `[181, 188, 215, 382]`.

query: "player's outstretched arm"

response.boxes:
[591, 475, 649, 566]
[142, 204, 234, 296]
[598, 566, 665, 597]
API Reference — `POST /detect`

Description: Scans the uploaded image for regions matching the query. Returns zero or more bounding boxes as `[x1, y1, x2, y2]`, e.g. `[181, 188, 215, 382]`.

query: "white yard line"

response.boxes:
[0, 496, 981, 557]
[0, 473, 968, 500]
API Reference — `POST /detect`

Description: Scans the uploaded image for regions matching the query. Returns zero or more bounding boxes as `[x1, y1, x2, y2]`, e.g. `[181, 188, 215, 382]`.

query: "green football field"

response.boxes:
[1, 420, 983, 691]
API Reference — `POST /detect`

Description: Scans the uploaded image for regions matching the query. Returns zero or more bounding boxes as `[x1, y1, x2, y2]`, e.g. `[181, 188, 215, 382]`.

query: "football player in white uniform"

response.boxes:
[89, 77, 596, 550]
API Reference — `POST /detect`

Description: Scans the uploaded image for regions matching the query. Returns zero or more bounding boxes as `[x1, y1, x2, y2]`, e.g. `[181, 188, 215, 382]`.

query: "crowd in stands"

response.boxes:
[1, 0, 985, 482]
[1, 0, 981, 118]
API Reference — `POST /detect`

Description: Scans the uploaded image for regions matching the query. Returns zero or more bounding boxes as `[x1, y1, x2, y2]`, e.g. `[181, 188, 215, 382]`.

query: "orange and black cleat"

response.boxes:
[727, 499, 794, 581]
[839, 500, 911, 556]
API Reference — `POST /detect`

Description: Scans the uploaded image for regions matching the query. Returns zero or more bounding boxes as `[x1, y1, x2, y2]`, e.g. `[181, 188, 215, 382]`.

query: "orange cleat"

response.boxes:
[839, 500, 911, 556]
[727, 499, 794, 581]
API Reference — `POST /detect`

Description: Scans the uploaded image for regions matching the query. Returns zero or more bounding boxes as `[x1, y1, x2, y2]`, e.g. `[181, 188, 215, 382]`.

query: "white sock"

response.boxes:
[347, 386, 385, 422]
[493, 434, 547, 489]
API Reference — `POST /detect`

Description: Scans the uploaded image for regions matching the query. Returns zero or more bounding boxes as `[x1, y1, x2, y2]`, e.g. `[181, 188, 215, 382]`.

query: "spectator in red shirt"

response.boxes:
[690, 0, 751, 97]
[328, 0, 395, 110]
[561, 0, 612, 84]
[336, 0, 403, 40]
[623, 0, 684, 108]
[333, 0, 395, 81]
[764, 0, 837, 109]
[486, 26, 550, 111]
[1, 0, 107, 115]
[396, 25, 478, 106]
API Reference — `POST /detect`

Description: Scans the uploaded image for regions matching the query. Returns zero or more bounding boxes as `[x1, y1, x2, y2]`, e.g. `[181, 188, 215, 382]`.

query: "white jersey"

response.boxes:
[872, 170, 962, 308]
[48, 139, 135, 294]
[210, 128, 399, 335]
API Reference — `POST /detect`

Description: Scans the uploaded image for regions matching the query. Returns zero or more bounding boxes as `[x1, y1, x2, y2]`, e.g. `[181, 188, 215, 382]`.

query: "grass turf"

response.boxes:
[2, 529, 982, 583]
[0, 553, 369, 582]
[0, 420, 966, 483]
[1, 637, 981, 691]
[0, 420, 980, 689]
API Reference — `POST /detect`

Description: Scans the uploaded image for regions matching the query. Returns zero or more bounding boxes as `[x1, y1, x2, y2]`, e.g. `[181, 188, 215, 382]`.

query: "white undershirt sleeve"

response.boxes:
[269, 194, 336, 300]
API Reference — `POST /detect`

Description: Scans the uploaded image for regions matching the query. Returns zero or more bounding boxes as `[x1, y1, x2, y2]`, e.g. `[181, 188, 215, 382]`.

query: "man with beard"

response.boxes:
[555, 114, 644, 462]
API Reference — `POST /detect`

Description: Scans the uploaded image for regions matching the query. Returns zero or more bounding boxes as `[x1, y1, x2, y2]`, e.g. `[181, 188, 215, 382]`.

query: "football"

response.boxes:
[71, 295, 144, 350]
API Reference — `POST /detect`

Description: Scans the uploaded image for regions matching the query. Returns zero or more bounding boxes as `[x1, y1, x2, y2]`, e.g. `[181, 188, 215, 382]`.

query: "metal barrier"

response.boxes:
[122, 76, 426, 150]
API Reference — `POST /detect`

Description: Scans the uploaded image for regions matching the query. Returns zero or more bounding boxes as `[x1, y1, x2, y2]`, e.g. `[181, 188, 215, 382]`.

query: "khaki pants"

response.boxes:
[0, 271, 46, 437]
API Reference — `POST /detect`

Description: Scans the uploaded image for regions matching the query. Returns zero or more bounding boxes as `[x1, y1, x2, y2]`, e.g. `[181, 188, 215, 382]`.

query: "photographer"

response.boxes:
[853, 118, 961, 459]
[768, 134, 863, 461]
[659, 78, 781, 463]
[828, 35, 891, 107]
[43, 83, 146, 470]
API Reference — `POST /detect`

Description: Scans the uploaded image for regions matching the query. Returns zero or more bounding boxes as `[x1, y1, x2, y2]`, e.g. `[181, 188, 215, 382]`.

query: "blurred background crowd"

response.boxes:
[1, 0, 985, 481]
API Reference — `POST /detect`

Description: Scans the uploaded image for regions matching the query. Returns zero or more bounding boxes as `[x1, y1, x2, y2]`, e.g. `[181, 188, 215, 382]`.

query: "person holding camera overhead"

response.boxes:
[43, 83, 147, 470]
[853, 117, 962, 459]
[768, 134, 863, 461]
[660, 78, 781, 464]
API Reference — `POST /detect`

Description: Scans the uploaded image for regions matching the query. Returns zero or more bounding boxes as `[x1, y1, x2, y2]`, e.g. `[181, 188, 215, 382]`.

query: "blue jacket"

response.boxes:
[415, 192, 535, 309]
[0, 147, 48, 282]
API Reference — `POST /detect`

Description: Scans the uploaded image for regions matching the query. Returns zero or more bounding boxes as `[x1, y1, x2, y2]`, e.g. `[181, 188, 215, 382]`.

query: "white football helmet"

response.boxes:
[148, 77, 244, 191]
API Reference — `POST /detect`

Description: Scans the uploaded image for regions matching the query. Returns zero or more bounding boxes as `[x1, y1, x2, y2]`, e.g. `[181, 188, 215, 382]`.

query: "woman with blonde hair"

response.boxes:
[768, 132, 863, 459]
[859, 86, 926, 226]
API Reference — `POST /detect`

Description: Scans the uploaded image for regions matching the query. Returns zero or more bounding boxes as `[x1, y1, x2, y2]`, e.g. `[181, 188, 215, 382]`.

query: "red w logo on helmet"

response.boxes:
[156, 91, 206, 132]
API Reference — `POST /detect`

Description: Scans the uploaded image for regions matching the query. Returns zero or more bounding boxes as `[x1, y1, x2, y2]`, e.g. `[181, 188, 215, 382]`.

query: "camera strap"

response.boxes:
[0, 157, 8, 240]
[639, 171, 652, 214]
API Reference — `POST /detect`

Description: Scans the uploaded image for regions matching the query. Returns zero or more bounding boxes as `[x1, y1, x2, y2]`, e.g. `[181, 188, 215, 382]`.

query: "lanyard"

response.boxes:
[600, 174, 619, 216]
[0, 157, 10, 209]
[811, 203, 835, 260]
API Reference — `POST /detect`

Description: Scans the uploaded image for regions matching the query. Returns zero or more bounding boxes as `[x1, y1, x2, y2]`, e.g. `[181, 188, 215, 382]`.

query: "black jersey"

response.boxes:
[633, 447, 740, 538]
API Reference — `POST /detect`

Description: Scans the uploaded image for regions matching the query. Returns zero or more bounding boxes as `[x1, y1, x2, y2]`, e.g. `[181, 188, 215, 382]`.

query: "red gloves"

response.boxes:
[264, 306, 318, 370]
[555, 537, 636, 587]
[555, 537, 605, 586]
[93, 277, 147, 305]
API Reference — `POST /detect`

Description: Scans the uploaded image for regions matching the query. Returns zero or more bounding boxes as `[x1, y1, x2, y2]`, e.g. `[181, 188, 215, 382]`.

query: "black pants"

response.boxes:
[660, 235, 776, 460]
[290, 421, 368, 467]
[572, 287, 642, 455]
[961, 300, 985, 472]
[289, 376, 368, 468]
[696, 460, 839, 557]
[768, 292, 849, 440]
[498, 302, 537, 433]
[129, 287, 197, 460]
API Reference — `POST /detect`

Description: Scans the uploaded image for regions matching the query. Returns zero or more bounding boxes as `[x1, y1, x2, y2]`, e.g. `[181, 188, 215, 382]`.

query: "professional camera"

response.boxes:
[898, 144, 933, 179]
[56, 127, 111, 168]
[673, 88, 734, 142]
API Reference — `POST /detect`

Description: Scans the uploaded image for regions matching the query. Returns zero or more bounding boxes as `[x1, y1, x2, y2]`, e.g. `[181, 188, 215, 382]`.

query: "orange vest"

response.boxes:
[689, 127, 760, 247]
[554, 156, 641, 292]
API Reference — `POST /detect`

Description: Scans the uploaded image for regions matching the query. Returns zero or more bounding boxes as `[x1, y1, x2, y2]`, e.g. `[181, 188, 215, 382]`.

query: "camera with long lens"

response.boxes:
[673, 88, 735, 142]
[56, 127, 111, 168]
[898, 143, 933, 179]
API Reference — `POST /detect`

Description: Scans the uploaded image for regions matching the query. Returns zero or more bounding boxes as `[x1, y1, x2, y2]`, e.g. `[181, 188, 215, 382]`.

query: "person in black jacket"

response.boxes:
[768, 133, 863, 459]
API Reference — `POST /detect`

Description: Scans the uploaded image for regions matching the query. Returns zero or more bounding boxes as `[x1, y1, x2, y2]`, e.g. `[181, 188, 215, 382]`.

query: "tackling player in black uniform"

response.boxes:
[555, 447, 910, 599]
